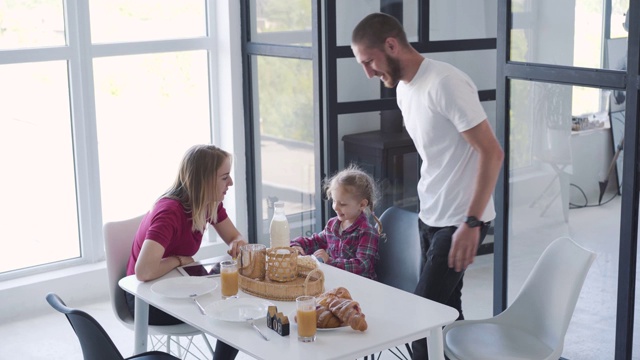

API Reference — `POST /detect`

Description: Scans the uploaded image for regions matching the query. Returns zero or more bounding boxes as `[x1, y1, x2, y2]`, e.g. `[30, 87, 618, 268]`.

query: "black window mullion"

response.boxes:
[245, 43, 313, 60]
[505, 62, 626, 89]
[614, 0, 640, 357]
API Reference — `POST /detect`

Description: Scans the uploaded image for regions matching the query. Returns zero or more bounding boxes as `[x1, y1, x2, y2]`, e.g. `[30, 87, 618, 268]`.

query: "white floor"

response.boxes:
[0, 297, 411, 360]
[0, 195, 631, 359]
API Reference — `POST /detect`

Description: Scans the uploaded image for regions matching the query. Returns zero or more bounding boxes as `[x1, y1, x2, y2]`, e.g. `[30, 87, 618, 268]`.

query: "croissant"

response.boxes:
[316, 307, 342, 328]
[324, 286, 353, 300]
[324, 296, 368, 331]
[317, 287, 352, 308]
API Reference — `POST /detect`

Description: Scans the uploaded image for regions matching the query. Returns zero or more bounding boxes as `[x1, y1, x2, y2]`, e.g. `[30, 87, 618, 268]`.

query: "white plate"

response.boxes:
[289, 310, 350, 331]
[206, 298, 274, 322]
[150, 277, 218, 299]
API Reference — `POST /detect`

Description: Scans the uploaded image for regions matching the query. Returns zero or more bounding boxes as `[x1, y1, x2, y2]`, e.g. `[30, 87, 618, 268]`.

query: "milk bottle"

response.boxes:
[269, 201, 290, 248]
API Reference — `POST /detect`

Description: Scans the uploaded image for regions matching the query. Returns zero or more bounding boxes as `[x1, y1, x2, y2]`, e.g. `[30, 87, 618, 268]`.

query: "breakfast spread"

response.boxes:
[315, 287, 367, 331]
[296, 255, 318, 272]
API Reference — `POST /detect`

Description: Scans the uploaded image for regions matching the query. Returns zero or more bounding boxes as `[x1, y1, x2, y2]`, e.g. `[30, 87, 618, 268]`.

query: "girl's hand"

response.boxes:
[227, 238, 248, 259]
[313, 249, 329, 263]
[292, 246, 305, 255]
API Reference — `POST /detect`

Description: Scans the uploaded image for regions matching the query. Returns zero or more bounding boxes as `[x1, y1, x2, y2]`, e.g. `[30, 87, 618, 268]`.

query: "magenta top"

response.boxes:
[126, 198, 227, 276]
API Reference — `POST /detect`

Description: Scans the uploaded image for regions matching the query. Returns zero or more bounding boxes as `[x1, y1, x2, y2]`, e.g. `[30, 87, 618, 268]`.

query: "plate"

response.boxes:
[289, 311, 349, 331]
[206, 298, 274, 322]
[150, 277, 218, 299]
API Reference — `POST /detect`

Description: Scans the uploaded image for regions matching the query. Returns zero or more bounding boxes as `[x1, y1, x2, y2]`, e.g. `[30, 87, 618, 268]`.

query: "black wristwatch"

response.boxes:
[464, 216, 483, 228]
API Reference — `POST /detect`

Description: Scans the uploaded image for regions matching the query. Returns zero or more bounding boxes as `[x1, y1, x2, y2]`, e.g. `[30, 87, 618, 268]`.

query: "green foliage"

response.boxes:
[509, 80, 532, 170]
[257, 56, 314, 143]
[510, 29, 528, 63]
[258, 0, 311, 31]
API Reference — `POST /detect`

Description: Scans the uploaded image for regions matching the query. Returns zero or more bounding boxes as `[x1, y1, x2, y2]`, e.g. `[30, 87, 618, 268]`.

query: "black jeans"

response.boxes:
[411, 220, 489, 360]
[125, 292, 239, 360]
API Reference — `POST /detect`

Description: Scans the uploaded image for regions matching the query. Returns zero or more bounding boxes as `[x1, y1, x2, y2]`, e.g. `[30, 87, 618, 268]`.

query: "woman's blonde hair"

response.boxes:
[162, 144, 231, 232]
[324, 164, 383, 234]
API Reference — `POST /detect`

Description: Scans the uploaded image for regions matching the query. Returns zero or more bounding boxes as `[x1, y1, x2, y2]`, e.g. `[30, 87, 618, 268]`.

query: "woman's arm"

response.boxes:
[134, 239, 194, 281]
[212, 217, 248, 258]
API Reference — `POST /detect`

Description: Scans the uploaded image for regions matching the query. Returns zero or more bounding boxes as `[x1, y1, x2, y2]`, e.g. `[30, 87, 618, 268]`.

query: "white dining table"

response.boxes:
[119, 255, 458, 360]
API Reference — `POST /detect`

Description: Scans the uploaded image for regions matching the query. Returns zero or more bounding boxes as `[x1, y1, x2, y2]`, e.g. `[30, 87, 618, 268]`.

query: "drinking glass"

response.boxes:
[296, 295, 317, 342]
[220, 259, 239, 299]
[239, 244, 267, 280]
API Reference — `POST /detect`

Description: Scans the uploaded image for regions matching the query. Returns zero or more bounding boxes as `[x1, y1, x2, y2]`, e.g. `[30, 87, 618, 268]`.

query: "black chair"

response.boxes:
[46, 292, 180, 360]
[376, 206, 422, 293]
[370, 206, 422, 359]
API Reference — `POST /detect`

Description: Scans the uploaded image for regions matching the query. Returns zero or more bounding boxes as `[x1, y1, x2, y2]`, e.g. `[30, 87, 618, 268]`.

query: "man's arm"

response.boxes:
[449, 120, 504, 272]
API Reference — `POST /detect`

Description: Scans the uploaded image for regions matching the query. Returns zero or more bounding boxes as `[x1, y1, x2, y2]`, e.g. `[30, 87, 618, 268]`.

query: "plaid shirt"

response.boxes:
[290, 212, 379, 280]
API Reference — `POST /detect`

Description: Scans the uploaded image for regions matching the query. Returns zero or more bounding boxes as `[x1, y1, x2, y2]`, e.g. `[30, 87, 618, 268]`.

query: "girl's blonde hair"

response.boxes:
[324, 164, 383, 234]
[162, 144, 231, 232]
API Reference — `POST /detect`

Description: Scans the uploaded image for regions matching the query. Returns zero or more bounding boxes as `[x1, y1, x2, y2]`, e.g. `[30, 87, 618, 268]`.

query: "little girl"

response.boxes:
[290, 164, 382, 280]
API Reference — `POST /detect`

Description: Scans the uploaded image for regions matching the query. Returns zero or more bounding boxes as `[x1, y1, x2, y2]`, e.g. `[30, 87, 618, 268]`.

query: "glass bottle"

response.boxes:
[270, 201, 290, 249]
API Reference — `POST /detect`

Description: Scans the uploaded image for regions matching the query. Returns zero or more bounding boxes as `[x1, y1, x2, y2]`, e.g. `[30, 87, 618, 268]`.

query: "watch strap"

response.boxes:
[464, 216, 483, 228]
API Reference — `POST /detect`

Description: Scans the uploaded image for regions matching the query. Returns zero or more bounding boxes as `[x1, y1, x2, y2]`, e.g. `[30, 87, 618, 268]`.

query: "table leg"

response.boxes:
[133, 297, 149, 354]
[426, 327, 446, 360]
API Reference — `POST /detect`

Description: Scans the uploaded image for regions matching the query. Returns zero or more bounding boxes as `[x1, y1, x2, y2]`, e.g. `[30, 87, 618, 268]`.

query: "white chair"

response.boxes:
[443, 237, 597, 360]
[104, 215, 214, 359]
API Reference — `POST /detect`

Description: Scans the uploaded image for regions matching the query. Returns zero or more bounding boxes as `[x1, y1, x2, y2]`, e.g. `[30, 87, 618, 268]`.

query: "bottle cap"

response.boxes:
[274, 201, 284, 208]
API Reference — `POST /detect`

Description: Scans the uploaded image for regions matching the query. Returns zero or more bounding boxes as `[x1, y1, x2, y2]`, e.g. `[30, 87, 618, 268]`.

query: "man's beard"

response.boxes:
[382, 53, 402, 88]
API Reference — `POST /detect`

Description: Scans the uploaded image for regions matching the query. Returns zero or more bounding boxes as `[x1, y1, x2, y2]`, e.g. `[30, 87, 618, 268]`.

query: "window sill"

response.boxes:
[0, 241, 229, 324]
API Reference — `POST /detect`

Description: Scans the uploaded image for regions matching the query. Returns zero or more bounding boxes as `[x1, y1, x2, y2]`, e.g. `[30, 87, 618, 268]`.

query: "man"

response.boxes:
[351, 13, 504, 359]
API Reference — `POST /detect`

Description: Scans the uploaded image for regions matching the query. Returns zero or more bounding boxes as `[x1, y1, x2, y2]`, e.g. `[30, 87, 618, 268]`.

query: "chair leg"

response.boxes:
[177, 335, 215, 360]
[387, 347, 407, 360]
[181, 336, 193, 358]
[201, 334, 215, 358]
[404, 342, 413, 358]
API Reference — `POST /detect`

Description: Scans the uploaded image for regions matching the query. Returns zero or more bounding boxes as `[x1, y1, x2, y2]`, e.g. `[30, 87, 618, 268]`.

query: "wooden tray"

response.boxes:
[239, 268, 324, 301]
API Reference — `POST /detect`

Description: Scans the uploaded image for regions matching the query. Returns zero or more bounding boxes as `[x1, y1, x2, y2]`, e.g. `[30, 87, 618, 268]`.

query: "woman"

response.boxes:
[125, 144, 246, 360]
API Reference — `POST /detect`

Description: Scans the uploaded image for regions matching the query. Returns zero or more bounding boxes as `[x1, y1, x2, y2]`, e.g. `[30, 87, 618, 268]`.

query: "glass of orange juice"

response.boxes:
[296, 295, 317, 342]
[220, 259, 239, 299]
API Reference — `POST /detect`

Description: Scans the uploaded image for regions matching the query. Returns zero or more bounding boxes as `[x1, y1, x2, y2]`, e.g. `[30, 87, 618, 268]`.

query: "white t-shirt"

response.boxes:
[397, 58, 495, 227]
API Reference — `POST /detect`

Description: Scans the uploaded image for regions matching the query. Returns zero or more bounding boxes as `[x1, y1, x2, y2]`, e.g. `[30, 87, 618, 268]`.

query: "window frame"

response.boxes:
[0, 0, 227, 281]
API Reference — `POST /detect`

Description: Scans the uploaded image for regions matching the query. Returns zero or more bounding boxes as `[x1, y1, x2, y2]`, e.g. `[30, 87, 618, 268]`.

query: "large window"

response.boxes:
[0, 0, 220, 279]
[244, 0, 321, 244]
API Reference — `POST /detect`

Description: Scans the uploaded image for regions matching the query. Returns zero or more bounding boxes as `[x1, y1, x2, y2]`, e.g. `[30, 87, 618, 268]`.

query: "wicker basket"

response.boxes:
[238, 267, 325, 301]
[266, 247, 298, 282]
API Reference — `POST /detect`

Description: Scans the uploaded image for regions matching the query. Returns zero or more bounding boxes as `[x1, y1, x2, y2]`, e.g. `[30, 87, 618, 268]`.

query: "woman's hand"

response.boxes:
[227, 238, 248, 258]
[176, 255, 195, 267]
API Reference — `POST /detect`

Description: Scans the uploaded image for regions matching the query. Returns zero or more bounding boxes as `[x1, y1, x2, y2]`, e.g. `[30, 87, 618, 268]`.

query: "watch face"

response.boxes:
[465, 216, 482, 228]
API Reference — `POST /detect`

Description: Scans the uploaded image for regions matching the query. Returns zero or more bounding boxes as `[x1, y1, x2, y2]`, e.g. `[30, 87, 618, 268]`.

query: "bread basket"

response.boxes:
[238, 267, 324, 301]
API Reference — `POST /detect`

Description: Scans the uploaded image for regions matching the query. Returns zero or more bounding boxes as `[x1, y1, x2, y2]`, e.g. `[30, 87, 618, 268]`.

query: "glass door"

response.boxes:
[243, 0, 322, 244]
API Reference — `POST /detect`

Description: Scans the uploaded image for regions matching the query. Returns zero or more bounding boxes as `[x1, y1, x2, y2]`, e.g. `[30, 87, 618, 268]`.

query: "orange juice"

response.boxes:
[296, 309, 317, 338]
[221, 269, 239, 297]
